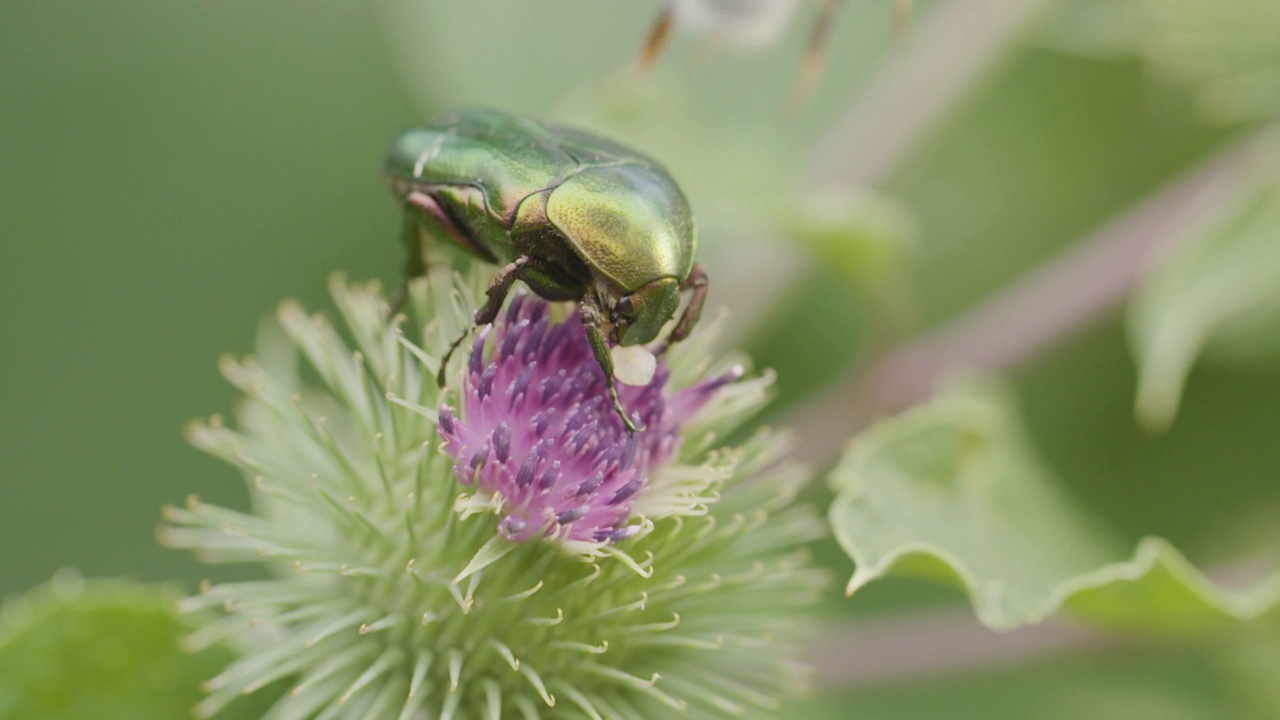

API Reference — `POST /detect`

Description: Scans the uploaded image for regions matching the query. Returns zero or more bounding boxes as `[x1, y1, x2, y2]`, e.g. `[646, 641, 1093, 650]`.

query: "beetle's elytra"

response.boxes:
[386, 108, 707, 432]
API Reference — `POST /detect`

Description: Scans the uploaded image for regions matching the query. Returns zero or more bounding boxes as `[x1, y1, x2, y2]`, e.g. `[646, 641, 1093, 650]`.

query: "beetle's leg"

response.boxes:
[788, 0, 844, 108]
[436, 256, 531, 387]
[391, 191, 456, 316]
[476, 257, 533, 325]
[581, 298, 643, 433]
[389, 206, 429, 316]
[668, 263, 708, 345]
[634, 4, 674, 74]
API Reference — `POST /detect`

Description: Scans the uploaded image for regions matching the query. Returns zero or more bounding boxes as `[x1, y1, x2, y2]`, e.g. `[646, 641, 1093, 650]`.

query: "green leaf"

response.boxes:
[1129, 179, 1280, 431]
[1038, 0, 1280, 123]
[782, 187, 916, 327]
[1214, 619, 1280, 716]
[828, 384, 1280, 633]
[0, 574, 272, 720]
[742, 189, 914, 415]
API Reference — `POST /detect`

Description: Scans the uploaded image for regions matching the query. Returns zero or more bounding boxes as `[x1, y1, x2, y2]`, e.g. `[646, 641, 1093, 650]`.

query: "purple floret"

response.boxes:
[437, 294, 731, 544]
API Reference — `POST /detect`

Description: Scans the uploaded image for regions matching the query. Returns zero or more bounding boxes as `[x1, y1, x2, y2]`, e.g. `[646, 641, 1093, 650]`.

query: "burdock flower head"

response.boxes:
[163, 269, 827, 719]
[439, 291, 742, 550]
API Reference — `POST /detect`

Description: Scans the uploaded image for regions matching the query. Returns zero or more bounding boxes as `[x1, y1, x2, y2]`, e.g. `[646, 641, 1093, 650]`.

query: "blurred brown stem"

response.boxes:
[810, 0, 1045, 187]
[796, 0, 1273, 695]
[807, 612, 1125, 689]
[810, 553, 1276, 688]
[790, 130, 1266, 466]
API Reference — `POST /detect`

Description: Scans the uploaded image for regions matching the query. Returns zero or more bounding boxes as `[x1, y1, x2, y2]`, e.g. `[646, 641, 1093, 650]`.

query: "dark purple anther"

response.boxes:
[524, 317, 548, 360]
[593, 445, 622, 473]
[500, 320, 525, 360]
[504, 292, 525, 323]
[564, 404, 590, 434]
[606, 526, 639, 542]
[478, 362, 497, 399]
[533, 407, 556, 435]
[702, 366, 745, 394]
[570, 421, 595, 452]
[576, 472, 604, 496]
[610, 477, 644, 505]
[469, 328, 489, 376]
[541, 371, 565, 404]
[556, 507, 586, 525]
[537, 462, 561, 490]
[567, 372, 593, 401]
[468, 449, 488, 484]
[620, 433, 638, 469]
[492, 423, 511, 463]
[516, 455, 537, 488]
[511, 363, 535, 400]
[499, 516, 528, 540]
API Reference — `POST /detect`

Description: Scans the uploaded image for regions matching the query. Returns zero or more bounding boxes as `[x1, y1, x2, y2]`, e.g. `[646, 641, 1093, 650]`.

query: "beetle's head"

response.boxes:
[544, 164, 696, 344]
[611, 277, 680, 346]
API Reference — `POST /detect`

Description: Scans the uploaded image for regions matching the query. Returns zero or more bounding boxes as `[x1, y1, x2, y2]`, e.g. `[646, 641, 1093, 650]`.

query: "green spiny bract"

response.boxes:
[163, 269, 827, 719]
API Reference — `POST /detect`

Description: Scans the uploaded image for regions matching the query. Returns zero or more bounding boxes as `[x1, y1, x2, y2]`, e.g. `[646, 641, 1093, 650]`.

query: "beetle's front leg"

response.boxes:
[436, 256, 531, 387]
[389, 204, 429, 317]
[391, 191, 461, 316]
[393, 191, 494, 317]
[668, 263, 708, 345]
[581, 299, 643, 433]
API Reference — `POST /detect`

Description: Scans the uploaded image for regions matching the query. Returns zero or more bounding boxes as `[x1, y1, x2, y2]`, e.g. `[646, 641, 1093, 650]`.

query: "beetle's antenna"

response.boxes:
[667, 264, 708, 345]
[635, 5, 675, 75]
[788, 0, 843, 108]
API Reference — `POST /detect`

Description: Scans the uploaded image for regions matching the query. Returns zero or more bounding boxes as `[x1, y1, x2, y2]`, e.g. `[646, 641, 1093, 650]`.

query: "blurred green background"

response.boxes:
[4, 0, 1280, 717]
[2, 1, 414, 594]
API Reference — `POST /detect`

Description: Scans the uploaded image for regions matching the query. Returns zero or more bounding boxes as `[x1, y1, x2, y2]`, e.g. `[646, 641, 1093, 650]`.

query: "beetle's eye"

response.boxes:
[616, 296, 635, 319]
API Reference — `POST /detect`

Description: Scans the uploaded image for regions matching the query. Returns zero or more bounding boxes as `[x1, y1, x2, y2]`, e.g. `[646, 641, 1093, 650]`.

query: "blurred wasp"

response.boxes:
[635, 0, 912, 105]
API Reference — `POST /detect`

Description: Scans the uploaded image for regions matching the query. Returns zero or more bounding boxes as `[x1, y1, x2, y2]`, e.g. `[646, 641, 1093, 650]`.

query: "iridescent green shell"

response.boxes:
[385, 108, 696, 292]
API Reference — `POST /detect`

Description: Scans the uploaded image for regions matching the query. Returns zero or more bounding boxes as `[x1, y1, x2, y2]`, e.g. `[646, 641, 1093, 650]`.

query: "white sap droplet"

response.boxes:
[611, 345, 657, 386]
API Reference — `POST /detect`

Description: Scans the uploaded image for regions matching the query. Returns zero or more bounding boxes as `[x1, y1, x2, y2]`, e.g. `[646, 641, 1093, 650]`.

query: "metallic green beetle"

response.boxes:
[386, 108, 707, 432]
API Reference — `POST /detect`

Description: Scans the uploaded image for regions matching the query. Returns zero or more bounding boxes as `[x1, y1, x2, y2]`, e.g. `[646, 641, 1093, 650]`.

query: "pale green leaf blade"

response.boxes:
[829, 385, 1280, 633]
[1129, 179, 1280, 431]
[782, 187, 917, 329]
[1215, 619, 1280, 716]
[1062, 537, 1280, 634]
[0, 575, 273, 720]
[1038, 0, 1280, 123]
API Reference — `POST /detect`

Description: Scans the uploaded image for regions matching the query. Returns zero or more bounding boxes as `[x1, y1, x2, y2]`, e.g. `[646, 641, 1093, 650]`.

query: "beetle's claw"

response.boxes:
[606, 382, 644, 433]
[437, 326, 473, 387]
[619, 408, 645, 434]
